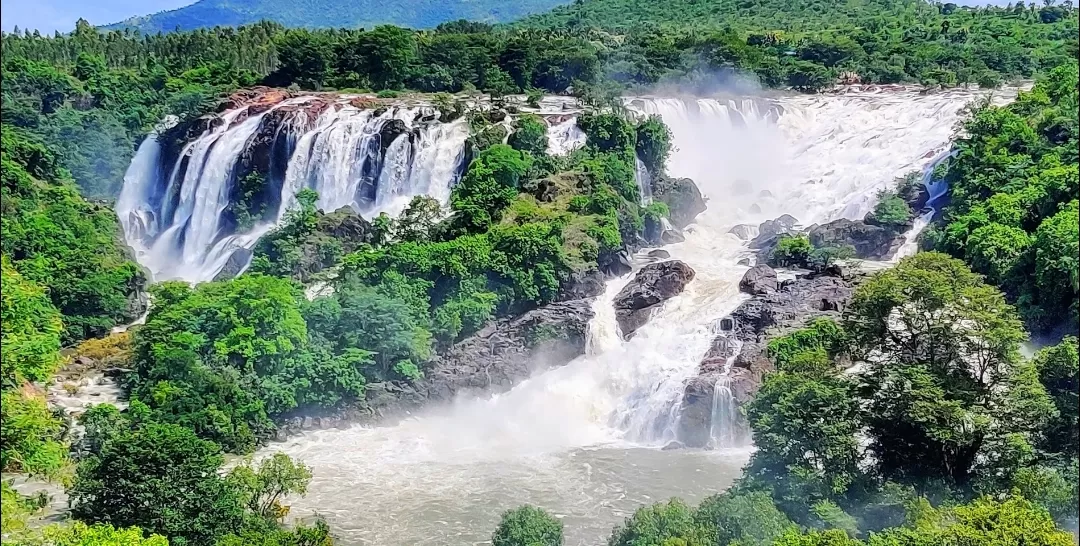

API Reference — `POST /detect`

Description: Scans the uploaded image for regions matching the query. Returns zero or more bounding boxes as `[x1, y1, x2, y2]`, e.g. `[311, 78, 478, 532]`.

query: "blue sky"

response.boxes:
[1, 0, 197, 33]
[1, 0, 1016, 35]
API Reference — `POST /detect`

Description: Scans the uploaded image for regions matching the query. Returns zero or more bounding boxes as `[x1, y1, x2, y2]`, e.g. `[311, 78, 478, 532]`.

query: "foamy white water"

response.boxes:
[262, 87, 1016, 545]
[118, 99, 469, 283]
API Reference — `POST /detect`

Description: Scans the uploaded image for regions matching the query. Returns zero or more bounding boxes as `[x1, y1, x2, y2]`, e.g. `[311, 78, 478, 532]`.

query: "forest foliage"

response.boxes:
[925, 61, 1079, 334]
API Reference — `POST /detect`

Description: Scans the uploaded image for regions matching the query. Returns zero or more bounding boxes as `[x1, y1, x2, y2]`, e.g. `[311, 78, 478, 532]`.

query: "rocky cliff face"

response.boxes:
[675, 265, 861, 448]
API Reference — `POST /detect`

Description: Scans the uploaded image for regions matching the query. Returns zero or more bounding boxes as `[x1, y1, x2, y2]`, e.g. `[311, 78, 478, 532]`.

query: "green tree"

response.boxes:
[1033, 336, 1079, 456]
[70, 423, 244, 545]
[843, 252, 1054, 486]
[1, 255, 62, 386]
[607, 499, 706, 546]
[451, 145, 532, 233]
[868, 495, 1074, 546]
[693, 490, 796, 546]
[491, 506, 563, 546]
[507, 114, 549, 158]
[29, 522, 169, 546]
[227, 452, 313, 522]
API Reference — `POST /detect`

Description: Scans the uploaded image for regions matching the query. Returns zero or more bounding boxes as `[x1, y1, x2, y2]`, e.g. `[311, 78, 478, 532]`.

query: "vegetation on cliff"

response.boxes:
[925, 61, 1079, 334]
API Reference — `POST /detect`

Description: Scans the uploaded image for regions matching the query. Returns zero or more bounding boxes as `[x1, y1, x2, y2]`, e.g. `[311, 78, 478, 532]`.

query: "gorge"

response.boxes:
[110, 86, 1018, 544]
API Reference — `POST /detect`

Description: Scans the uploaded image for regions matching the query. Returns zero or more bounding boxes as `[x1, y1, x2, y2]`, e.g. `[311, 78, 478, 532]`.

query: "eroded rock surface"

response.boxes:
[676, 267, 861, 447]
[614, 260, 696, 339]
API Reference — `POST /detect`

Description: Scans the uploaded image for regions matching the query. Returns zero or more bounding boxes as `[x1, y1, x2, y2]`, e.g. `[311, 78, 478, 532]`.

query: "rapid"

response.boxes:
[245, 87, 1015, 545]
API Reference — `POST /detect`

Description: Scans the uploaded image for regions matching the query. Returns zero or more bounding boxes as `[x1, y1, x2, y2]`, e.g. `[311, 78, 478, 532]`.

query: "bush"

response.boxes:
[635, 115, 672, 175]
[608, 499, 706, 546]
[870, 191, 912, 227]
[508, 114, 549, 157]
[492, 506, 563, 546]
[771, 234, 813, 268]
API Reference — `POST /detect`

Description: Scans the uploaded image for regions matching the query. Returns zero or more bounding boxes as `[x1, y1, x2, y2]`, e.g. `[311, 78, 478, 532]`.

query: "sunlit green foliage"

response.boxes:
[937, 63, 1079, 332]
[491, 506, 564, 546]
[1, 126, 145, 341]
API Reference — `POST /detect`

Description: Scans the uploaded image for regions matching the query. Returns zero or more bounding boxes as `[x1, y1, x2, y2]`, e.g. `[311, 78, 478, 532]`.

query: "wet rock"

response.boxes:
[648, 249, 671, 259]
[613, 260, 696, 339]
[123, 286, 149, 323]
[676, 270, 863, 446]
[676, 373, 723, 448]
[739, 264, 778, 295]
[419, 299, 596, 402]
[737, 258, 752, 266]
[378, 119, 410, 153]
[599, 249, 633, 277]
[661, 228, 686, 244]
[808, 218, 903, 260]
[213, 248, 253, 281]
[559, 268, 606, 301]
[661, 441, 685, 451]
[728, 224, 758, 240]
[218, 87, 292, 113]
[318, 207, 373, 243]
[652, 176, 707, 229]
[750, 214, 798, 248]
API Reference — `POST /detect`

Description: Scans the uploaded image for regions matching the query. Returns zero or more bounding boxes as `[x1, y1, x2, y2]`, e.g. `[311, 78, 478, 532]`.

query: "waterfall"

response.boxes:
[634, 156, 653, 205]
[546, 117, 586, 155]
[707, 338, 743, 449]
[119, 98, 469, 283]
[249, 88, 1000, 546]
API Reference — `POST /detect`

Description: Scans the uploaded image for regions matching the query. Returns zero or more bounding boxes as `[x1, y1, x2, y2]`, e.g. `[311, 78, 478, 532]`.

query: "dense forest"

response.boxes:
[1, 0, 1079, 544]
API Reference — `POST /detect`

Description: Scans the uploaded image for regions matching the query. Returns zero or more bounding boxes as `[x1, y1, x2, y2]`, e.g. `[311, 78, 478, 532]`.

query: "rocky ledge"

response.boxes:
[674, 264, 861, 448]
[274, 297, 595, 437]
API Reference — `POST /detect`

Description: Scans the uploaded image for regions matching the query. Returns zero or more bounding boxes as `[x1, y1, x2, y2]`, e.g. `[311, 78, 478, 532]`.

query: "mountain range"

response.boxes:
[105, 0, 573, 33]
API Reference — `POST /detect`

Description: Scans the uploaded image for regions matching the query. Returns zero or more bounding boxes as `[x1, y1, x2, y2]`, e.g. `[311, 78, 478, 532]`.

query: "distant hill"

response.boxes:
[517, 0, 941, 30]
[104, 0, 573, 33]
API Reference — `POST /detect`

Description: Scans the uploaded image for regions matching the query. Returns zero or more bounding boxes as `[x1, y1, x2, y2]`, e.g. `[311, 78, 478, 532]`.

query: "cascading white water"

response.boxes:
[262, 87, 1014, 546]
[546, 117, 587, 155]
[118, 98, 469, 283]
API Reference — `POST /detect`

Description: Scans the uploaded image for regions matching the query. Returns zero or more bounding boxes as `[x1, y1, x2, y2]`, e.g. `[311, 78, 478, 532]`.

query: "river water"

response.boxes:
[260, 87, 1017, 545]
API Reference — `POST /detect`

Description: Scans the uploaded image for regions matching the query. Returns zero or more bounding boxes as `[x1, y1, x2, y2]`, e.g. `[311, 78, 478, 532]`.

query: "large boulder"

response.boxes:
[598, 249, 633, 277]
[559, 268, 606, 301]
[614, 260, 696, 339]
[739, 264, 777, 295]
[749, 214, 798, 250]
[417, 299, 595, 403]
[808, 218, 903, 260]
[653, 176, 706, 229]
[728, 224, 758, 241]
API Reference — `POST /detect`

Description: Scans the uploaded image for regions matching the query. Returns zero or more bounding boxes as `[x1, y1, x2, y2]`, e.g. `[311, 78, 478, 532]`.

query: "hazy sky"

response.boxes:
[1, 0, 197, 33]
[1, 0, 1016, 35]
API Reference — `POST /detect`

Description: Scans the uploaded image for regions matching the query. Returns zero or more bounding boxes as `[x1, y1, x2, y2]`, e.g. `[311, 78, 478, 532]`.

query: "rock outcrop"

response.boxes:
[728, 224, 758, 241]
[614, 260, 696, 339]
[808, 218, 904, 260]
[652, 176, 706, 229]
[675, 267, 861, 447]
[749, 214, 799, 250]
[739, 264, 777, 295]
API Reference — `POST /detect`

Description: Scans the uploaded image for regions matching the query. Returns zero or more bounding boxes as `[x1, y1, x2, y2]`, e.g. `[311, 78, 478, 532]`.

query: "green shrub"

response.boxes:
[492, 506, 563, 546]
